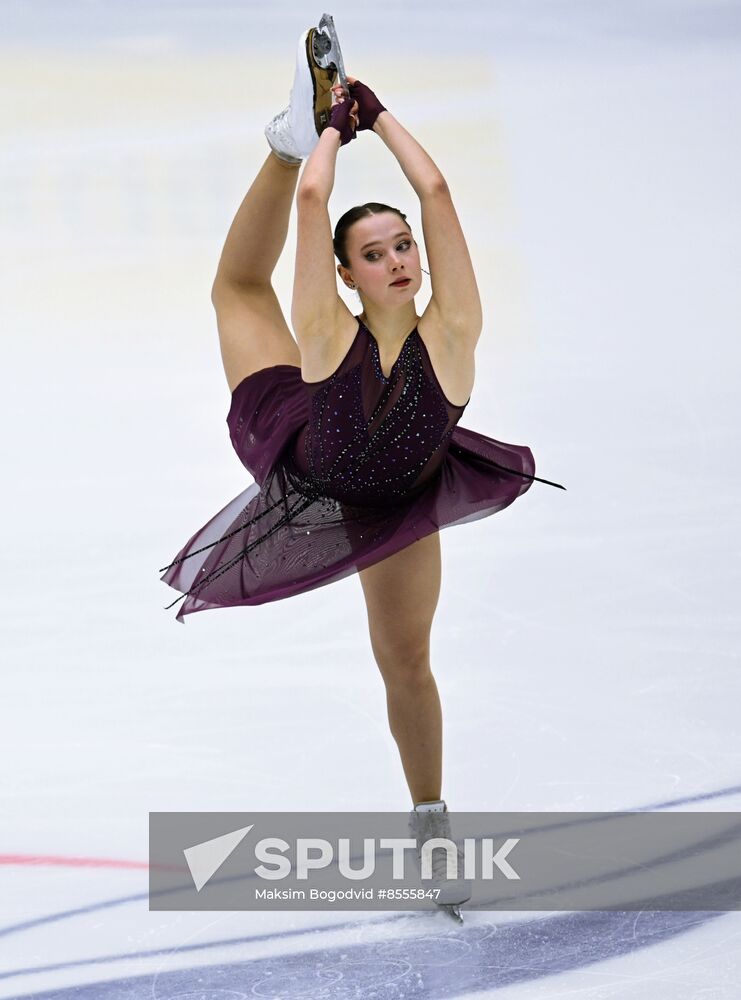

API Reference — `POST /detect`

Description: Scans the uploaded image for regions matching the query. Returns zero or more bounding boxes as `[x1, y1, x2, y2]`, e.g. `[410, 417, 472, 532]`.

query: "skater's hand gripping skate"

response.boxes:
[327, 90, 359, 146]
[346, 76, 387, 131]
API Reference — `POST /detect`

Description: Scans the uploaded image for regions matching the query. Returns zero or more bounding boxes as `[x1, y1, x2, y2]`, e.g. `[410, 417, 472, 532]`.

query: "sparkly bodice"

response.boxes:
[287, 316, 468, 508]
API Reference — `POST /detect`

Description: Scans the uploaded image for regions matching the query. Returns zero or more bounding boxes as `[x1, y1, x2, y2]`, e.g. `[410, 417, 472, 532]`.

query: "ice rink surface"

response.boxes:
[1, 0, 740, 996]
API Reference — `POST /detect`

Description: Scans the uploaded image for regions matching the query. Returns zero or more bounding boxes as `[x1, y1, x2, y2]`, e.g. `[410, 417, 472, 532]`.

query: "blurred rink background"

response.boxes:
[1, 1, 740, 997]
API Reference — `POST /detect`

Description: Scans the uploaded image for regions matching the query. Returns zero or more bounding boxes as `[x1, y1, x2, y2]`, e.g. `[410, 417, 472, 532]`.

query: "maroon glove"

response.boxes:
[348, 80, 386, 131]
[327, 96, 358, 146]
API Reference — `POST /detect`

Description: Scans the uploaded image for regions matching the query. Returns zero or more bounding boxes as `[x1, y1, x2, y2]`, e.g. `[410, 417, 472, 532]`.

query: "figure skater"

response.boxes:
[159, 18, 565, 922]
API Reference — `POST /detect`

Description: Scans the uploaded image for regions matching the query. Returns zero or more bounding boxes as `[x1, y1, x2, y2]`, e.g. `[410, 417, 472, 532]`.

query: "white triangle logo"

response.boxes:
[183, 824, 254, 892]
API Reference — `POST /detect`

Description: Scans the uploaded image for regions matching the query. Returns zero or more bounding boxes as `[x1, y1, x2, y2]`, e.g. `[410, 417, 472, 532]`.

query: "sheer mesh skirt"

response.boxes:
[159, 363, 560, 623]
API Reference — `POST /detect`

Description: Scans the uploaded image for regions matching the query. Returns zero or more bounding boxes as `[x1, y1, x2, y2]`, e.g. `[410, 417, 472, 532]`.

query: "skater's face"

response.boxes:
[340, 214, 421, 305]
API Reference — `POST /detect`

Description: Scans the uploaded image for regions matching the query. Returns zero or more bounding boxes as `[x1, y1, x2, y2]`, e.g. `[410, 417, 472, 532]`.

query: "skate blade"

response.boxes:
[316, 13, 348, 94]
[439, 903, 464, 924]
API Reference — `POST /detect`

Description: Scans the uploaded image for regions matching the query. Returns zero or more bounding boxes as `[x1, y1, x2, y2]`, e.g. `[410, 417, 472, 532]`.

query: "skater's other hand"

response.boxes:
[331, 85, 359, 128]
[345, 77, 387, 131]
[327, 90, 359, 146]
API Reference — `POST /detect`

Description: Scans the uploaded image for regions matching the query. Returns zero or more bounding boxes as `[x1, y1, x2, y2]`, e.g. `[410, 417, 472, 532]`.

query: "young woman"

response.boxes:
[160, 24, 564, 913]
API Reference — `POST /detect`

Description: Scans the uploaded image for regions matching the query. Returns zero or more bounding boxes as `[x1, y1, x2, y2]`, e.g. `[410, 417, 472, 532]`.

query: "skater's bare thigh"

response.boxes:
[212, 281, 301, 393]
[358, 532, 442, 682]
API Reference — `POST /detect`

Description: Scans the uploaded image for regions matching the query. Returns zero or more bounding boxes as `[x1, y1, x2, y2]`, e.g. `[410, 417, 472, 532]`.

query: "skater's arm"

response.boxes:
[372, 111, 446, 196]
[293, 129, 346, 338]
[374, 112, 483, 340]
[297, 119, 342, 202]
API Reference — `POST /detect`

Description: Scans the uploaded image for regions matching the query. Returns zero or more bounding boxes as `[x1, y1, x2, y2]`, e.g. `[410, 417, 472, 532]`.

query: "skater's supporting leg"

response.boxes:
[211, 152, 302, 390]
[386, 668, 443, 805]
[358, 532, 443, 805]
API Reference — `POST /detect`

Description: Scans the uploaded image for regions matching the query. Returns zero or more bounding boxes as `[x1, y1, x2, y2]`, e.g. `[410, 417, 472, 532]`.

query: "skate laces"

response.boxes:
[264, 108, 302, 163]
[266, 108, 290, 136]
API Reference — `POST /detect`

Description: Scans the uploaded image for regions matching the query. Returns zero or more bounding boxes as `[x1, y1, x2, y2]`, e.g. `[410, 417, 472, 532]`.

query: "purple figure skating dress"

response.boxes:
[160, 315, 565, 622]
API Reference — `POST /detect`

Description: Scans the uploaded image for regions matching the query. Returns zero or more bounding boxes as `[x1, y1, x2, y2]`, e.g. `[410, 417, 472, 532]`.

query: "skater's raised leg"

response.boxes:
[211, 19, 339, 392]
[211, 152, 302, 392]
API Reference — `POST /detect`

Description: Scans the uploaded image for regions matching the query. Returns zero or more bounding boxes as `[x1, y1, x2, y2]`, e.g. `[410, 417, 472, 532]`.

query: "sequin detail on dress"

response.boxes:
[292, 322, 458, 507]
[159, 316, 565, 622]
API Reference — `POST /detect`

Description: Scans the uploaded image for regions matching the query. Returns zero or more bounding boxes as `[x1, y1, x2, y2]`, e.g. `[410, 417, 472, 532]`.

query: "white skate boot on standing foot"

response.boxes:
[409, 799, 472, 924]
[264, 15, 346, 163]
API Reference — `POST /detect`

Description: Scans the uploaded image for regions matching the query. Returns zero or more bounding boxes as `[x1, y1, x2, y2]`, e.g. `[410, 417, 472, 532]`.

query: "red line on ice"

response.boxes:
[0, 854, 185, 872]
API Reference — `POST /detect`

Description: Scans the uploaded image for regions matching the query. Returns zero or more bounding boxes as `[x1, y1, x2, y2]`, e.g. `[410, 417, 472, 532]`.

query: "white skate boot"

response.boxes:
[264, 21, 341, 163]
[409, 799, 472, 924]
